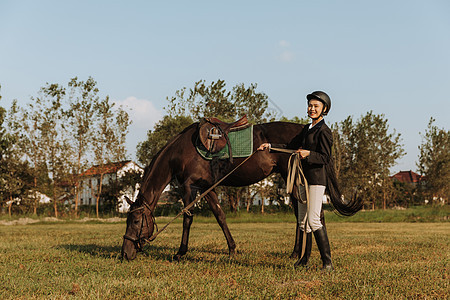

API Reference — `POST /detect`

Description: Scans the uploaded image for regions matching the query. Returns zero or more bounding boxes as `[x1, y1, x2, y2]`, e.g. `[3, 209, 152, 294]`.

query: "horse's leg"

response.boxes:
[205, 190, 236, 256]
[290, 195, 301, 258]
[173, 185, 197, 262]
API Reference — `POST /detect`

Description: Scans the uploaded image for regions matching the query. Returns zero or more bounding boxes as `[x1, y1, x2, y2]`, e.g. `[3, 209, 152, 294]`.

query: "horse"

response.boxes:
[121, 121, 361, 261]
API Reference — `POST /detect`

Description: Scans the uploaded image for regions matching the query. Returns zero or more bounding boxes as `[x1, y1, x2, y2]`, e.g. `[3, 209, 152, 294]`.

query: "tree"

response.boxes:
[38, 83, 72, 218]
[7, 98, 51, 215]
[0, 84, 9, 166]
[247, 175, 279, 213]
[165, 79, 273, 123]
[417, 118, 449, 204]
[91, 96, 131, 217]
[0, 85, 14, 211]
[0, 84, 7, 160]
[64, 77, 100, 215]
[279, 115, 309, 124]
[2, 77, 132, 217]
[333, 111, 405, 209]
[1, 85, 36, 216]
[136, 115, 193, 167]
[100, 169, 143, 213]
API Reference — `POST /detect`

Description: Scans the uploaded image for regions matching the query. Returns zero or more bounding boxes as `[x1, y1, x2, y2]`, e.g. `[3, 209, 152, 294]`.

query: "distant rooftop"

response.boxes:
[80, 160, 133, 177]
[391, 170, 423, 183]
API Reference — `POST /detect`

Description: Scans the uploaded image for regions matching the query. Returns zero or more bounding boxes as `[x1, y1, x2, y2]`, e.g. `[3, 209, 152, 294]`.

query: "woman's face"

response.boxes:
[308, 99, 324, 119]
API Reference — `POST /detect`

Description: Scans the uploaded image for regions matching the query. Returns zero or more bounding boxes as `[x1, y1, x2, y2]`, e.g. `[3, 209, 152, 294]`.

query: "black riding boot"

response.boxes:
[290, 224, 301, 258]
[313, 226, 334, 271]
[294, 231, 312, 268]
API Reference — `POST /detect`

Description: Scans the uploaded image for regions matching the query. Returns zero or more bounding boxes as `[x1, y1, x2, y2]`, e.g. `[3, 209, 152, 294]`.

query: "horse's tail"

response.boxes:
[326, 162, 363, 216]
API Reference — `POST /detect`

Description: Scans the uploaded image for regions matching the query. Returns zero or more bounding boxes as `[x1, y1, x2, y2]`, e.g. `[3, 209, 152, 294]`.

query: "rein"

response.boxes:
[131, 150, 258, 244]
[271, 147, 310, 261]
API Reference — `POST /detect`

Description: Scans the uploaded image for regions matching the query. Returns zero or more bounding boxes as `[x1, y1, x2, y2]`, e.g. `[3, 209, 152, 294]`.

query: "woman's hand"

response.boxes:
[296, 148, 310, 159]
[257, 143, 271, 151]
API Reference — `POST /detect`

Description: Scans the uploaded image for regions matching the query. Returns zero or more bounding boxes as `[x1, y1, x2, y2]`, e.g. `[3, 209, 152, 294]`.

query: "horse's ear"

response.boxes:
[124, 196, 133, 206]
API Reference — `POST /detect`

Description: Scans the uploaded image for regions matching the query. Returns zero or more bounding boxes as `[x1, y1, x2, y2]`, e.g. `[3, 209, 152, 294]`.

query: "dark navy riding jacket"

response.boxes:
[274, 119, 333, 186]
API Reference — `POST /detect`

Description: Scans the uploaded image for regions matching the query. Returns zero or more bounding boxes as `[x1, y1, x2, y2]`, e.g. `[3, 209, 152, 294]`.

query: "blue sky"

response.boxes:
[1, 0, 449, 173]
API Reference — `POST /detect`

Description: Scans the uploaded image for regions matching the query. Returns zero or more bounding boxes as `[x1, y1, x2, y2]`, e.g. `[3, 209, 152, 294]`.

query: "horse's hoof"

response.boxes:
[172, 254, 182, 262]
[321, 264, 334, 272]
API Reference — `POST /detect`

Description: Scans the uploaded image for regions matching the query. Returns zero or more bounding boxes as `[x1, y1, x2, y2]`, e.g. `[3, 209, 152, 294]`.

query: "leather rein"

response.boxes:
[123, 146, 309, 259]
[123, 150, 259, 248]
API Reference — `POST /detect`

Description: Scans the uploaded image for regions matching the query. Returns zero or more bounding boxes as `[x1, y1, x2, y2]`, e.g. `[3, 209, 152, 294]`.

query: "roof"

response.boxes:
[391, 170, 423, 184]
[80, 160, 133, 177]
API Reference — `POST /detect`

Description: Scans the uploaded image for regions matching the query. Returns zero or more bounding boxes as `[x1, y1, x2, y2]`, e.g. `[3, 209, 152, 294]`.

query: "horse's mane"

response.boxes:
[136, 122, 199, 205]
[143, 122, 198, 172]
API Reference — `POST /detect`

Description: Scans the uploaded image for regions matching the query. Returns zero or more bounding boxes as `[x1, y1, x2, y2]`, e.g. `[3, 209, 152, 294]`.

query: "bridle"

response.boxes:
[122, 200, 158, 251]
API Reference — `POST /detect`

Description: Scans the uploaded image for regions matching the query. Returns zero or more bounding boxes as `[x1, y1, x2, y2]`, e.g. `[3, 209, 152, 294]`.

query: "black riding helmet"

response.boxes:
[306, 91, 331, 116]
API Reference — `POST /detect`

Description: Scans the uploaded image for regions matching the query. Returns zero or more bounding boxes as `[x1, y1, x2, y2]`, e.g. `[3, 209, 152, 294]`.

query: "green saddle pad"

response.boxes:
[196, 125, 253, 160]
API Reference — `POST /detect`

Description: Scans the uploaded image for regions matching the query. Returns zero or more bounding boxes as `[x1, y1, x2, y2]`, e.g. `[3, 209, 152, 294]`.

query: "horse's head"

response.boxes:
[121, 196, 156, 261]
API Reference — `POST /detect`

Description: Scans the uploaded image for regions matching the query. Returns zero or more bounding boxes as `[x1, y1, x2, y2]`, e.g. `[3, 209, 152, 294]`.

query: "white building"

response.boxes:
[78, 160, 144, 213]
[7, 190, 52, 206]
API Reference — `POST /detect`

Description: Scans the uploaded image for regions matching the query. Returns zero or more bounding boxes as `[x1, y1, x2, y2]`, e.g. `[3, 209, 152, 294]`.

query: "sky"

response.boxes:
[0, 0, 449, 173]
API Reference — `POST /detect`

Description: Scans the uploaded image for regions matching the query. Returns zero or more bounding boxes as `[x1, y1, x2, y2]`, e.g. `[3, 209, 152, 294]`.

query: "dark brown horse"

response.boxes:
[121, 121, 361, 261]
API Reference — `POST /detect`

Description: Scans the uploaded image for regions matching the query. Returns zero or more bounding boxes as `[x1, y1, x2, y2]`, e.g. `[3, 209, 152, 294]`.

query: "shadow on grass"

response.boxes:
[141, 244, 290, 269]
[60, 241, 289, 269]
[59, 244, 122, 259]
[142, 244, 179, 261]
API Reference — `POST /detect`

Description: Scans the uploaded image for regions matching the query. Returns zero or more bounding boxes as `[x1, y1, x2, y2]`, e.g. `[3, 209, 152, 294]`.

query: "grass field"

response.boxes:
[0, 212, 449, 299]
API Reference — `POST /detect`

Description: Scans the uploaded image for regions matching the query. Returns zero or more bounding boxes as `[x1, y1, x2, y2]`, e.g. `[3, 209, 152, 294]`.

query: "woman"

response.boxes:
[258, 91, 334, 271]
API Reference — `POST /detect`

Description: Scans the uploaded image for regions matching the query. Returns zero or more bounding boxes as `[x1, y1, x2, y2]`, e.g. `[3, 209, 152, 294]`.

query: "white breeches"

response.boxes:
[297, 185, 326, 233]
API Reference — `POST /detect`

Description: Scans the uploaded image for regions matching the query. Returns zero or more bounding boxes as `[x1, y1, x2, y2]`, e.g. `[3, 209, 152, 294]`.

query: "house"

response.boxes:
[78, 160, 144, 213]
[390, 170, 424, 186]
[7, 190, 52, 206]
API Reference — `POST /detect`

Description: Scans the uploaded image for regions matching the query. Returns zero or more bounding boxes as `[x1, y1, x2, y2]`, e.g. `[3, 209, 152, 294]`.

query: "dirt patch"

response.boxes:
[0, 218, 40, 226]
[75, 217, 123, 223]
[0, 217, 123, 225]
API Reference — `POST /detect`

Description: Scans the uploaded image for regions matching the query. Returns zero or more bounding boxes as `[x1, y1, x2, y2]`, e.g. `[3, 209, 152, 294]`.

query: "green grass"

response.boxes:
[0, 218, 448, 299]
[186, 205, 450, 224]
[325, 205, 450, 223]
[1, 205, 448, 224]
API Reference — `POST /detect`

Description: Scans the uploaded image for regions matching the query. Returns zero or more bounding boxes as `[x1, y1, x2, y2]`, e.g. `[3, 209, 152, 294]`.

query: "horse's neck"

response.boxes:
[140, 151, 173, 209]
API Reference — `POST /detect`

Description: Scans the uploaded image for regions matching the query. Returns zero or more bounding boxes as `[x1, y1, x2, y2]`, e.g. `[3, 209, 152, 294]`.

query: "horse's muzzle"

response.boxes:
[121, 237, 138, 261]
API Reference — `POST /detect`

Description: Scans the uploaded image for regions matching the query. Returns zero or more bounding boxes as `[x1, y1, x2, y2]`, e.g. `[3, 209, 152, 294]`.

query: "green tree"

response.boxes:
[64, 77, 100, 215]
[39, 83, 72, 218]
[0, 84, 9, 164]
[0, 85, 13, 211]
[1, 85, 36, 216]
[165, 79, 273, 123]
[7, 97, 50, 215]
[417, 118, 449, 204]
[279, 115, 309, 124]
[136, 115, 193, 167]
[100, 169, 143, 213]
[334, 111, 405, 209]
[91, 97, 131, 217]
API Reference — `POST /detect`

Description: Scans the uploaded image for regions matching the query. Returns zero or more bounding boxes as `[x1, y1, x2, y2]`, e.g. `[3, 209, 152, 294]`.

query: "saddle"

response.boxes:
[198, 115, 250, 163]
